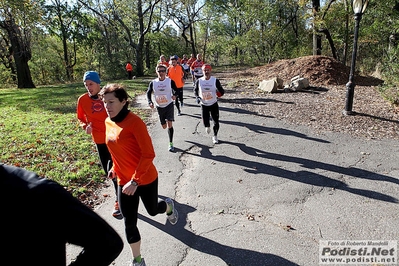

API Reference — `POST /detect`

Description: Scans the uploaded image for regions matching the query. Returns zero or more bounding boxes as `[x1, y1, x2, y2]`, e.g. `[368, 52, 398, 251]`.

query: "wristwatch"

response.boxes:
[130, 180, 138, 186]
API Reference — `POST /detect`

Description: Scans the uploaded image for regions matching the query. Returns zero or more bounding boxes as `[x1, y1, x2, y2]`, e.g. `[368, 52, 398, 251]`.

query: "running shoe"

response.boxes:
[205, 127, 211, 134]
[130, 258, 146, 266]
[212, 136, 219, 144]
[165, 198, 179, 225]
[112, 201, 123, 220]
[168, 143, 174, 152]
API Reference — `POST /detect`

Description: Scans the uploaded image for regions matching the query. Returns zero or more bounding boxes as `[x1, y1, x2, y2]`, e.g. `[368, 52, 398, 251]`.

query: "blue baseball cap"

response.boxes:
[83, 71, 101, 84]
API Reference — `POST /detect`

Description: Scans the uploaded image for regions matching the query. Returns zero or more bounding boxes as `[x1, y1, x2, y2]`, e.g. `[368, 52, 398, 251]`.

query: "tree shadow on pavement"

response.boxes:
[138, 201, 299, 266]
[219, 105, 274, 117]
[219, 96, 295, 107]
[221, 118, 330, 143]
[185, 140, 398, 204]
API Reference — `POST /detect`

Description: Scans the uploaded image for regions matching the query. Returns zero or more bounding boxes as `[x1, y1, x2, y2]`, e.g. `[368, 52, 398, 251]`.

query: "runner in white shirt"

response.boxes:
[194, 63, 225, 144]
[146, 64, 178, 151]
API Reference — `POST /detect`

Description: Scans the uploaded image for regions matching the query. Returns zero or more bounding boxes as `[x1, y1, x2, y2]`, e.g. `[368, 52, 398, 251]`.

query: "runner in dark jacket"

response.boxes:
[0, 163, 123, 266]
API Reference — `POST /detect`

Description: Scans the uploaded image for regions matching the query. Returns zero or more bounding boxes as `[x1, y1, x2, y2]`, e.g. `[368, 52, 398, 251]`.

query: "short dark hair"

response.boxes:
[156, 64, 167, 72]
[99, 83, 130, 107]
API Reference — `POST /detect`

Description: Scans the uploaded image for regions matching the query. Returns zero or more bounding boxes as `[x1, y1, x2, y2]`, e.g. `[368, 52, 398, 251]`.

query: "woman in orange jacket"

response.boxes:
[99, 84, 179, 266]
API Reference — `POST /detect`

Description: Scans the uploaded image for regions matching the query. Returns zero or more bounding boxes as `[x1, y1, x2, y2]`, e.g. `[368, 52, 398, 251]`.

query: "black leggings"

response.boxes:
[174, 88, 183, 109]
[118, 178, 167, 243]
[96, 143, 118, 198]
[202, 102, 220, 136]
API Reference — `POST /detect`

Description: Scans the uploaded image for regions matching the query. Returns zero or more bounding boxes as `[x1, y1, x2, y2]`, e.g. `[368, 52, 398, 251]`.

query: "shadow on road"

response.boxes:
[185, 140, 398, 204]
[221, 117, 330, 143]
[138, 200, 299, 266]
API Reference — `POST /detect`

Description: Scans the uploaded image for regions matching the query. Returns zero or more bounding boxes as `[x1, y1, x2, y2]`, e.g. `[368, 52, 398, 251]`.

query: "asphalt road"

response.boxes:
[68, 80, 399, 266]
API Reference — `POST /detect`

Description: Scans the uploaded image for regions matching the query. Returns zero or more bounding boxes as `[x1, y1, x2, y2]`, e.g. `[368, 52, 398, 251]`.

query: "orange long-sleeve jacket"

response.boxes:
[105, 111, 158, 186]
[77, 94, 108, 144]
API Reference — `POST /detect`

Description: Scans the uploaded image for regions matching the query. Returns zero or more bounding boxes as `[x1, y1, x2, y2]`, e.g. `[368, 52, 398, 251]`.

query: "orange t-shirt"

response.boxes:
[76, 94, 108, 144]
[105, 112, 158, 186]
[167, 65, 185, 88]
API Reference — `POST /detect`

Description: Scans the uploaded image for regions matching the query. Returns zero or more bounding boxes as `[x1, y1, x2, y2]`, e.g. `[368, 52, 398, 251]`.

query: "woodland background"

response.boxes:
[0, 0, 398, 91]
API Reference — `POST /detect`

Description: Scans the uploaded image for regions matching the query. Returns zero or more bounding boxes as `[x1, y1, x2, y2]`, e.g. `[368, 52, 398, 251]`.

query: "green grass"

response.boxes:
[0, 78, 151, 197]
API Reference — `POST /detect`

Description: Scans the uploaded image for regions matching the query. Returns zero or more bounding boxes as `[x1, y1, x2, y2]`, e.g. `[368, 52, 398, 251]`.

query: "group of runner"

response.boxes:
[148, 53, 225, 151]
[78, 71, 179, 266]
[75, 54, 224, 265]
[158, 53, 206, 86]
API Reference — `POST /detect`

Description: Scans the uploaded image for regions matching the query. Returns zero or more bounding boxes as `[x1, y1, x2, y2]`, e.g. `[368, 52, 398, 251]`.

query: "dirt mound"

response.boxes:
[225, 55, 383, 87]
[217, 56, 399, 140]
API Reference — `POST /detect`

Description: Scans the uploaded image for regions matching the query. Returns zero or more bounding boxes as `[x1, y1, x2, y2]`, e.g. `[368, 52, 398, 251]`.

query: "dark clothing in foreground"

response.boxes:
[0, 163, 123, 266]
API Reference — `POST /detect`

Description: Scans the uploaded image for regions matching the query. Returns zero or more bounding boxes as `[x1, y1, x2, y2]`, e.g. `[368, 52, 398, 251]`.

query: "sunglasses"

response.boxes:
[157, 70, 166, 73]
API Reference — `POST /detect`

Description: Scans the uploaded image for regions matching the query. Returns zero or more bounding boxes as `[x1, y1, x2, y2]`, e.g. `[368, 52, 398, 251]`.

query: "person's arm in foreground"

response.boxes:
[66, 188, 124, 266]
[1, 164, 123, 266]
[53, 180, 123, 266]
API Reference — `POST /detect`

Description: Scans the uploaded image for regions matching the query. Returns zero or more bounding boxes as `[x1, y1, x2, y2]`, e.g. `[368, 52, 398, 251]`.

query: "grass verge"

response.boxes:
[0, 78, 151, 206]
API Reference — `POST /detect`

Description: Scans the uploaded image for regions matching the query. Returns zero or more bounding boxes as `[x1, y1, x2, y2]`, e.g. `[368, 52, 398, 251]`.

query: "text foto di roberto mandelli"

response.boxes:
[319, 240, 397, 265]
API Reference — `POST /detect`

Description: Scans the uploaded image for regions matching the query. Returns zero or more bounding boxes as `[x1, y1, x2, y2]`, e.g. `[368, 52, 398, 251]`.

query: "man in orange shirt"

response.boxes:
[77, 71, 121, 219]
[126, 61, 133, 80]
[167, 55, 185, 115]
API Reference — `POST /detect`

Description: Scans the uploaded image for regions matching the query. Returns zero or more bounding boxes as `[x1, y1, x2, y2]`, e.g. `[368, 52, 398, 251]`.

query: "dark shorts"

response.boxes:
[156, 102, 175, 125]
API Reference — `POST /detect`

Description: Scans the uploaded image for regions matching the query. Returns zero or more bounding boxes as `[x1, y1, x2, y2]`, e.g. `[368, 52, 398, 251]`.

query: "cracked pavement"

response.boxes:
[68, 81, 399, 266]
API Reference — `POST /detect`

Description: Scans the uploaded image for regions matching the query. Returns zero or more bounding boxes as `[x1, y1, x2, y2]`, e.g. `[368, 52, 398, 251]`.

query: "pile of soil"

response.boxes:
[217, 55, 399, 140]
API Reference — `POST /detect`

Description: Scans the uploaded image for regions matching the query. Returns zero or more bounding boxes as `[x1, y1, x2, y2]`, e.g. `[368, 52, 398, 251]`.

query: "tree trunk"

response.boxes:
[136, 35, 144, 76]
[135, 0, 145, 76]
[1, 10, 35, 88]
[145, 40, 150, 69]
[312, 0, 322, 55]
[342, 0, 350, 65]
[319, 28, 337, 59]
[189, 24, 196, 55]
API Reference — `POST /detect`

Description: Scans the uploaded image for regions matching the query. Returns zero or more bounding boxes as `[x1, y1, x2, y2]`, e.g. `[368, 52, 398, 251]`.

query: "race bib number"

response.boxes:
[202, 91, 214, 101]
[155, 94, 168, 104]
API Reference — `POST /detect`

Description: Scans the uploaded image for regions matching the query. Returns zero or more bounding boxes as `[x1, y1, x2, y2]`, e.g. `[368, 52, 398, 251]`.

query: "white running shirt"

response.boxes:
[151, 78, 174, 108]
[198, 76, 218, 106]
